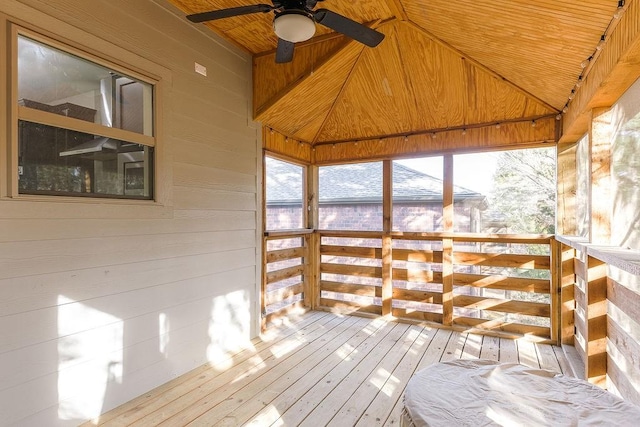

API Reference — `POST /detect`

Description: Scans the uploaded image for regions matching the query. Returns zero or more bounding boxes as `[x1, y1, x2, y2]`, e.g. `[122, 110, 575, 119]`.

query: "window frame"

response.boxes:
[264, 152, 309, 232]
[6, 23, 164, 203]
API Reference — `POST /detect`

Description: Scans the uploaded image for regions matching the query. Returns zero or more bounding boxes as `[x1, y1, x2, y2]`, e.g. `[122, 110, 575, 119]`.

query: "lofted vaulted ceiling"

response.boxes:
[169, 0, 621, 145]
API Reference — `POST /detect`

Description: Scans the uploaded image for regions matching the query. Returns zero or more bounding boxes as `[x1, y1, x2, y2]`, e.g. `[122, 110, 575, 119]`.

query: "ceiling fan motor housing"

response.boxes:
[273, 9, 316, 43]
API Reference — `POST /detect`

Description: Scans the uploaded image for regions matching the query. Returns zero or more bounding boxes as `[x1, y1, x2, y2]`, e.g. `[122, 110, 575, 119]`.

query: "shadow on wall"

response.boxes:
[54, 289, 253, 425]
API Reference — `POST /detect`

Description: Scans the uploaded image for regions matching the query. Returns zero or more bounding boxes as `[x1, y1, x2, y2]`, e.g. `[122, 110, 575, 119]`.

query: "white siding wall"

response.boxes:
[0, 1, 260, 425]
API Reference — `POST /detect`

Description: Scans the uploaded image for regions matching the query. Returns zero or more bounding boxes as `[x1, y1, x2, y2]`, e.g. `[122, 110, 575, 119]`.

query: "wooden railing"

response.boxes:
[556, 235, 640, 401]
[262, 229, 313, 327]
[317, 230, 556, 341]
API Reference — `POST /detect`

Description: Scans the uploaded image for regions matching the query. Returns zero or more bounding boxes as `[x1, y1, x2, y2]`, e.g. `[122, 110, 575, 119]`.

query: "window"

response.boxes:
[453, 148, 556, 234]
[319, 162, 383, 231]
[575, 134, 590, 237]
[265, 156, 305, 230]
[393, 157, 444, 232]
[12, 29, 155, 199]
[610, 77, 640, 250]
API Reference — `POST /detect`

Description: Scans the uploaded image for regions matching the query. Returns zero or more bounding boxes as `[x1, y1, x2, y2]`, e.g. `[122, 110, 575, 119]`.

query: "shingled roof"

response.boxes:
[266, 159, 485, 205]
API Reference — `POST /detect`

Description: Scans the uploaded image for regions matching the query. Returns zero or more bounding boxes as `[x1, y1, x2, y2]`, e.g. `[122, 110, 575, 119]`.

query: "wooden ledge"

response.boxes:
[556, 235, 640, 276]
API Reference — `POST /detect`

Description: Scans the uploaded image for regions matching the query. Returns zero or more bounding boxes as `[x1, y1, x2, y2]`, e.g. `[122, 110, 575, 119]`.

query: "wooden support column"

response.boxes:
[550, 238, 561, 345]
[557, 143, 578, 236]
[382, 160, 393, 317]
[307, 164, 320, 309]
[584, 256, 608, 386]
[589, 108, 612, 245]
[442, 155, 454, 326]
[260, 154, 268, 331]
[560, 244, 576, 346]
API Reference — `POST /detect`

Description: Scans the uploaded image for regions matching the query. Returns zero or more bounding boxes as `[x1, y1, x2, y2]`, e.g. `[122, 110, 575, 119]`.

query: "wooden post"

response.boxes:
[550, 238, 561, 345]
[303, 234, 312, 308]
[442, 154, 454, 326]
[589, 108, 612, 245]
[307, 164, 319, 309]
[382, 160, 393, 316]
[584, 256, 607, 386]
[560, 244, 576, 346]
[260, 151, 268, 331]
[556, 143, 578, 236]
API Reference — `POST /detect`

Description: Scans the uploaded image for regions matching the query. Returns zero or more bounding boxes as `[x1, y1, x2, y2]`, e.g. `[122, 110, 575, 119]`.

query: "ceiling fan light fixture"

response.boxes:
[273, 11, 316, 43]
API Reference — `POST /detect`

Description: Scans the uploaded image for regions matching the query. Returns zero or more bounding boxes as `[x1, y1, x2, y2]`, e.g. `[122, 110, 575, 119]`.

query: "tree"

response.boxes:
[487, 147, 556, 234]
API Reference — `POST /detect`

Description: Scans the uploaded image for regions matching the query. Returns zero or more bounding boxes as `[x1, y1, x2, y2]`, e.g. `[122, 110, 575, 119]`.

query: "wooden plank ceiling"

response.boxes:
[168, 0, 620, 144]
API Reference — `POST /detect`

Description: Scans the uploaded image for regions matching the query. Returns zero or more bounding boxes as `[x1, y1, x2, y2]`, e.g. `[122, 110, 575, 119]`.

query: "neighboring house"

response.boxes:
[266, 159, 488, 233]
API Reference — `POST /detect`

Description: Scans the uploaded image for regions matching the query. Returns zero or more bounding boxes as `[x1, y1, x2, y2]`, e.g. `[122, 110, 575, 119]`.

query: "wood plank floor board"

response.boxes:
[130, 313, 346, 426]
[189, 316, 369, 425]
[517, 339, 541, 368]
[355, 326, 440, 427]
[95, 311, 330, 427]
[326, 325, 425, 426]
[536, 342, 563, 372]
[244, 317, 390, 426]
[440, 331, 468, 362]
[499, 337, 520, 363]
[480, 335, 500, 361]
[553, 345, 574, 376]
[461, 332, 483, 359]
[155, 314, 355, 426]
[95, 311, 570, 427]
[296, 323, 411, 426]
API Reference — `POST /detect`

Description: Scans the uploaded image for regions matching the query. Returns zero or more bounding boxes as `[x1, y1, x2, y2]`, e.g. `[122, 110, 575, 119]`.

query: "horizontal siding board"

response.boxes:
[173, 141, 257, 175]
[0, 212, 256, 242]
[173, 162, 256, 193]
[0, 265, 257, 354]
[0, 249, 256, 317]
[172, 186, 256, 211]
[0, 230, 256, 280]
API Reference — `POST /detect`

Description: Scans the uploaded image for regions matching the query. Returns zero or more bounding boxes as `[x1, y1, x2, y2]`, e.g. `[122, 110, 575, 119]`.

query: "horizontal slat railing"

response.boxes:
[318, 230, 555, 340]
[263, 230, 311, 326]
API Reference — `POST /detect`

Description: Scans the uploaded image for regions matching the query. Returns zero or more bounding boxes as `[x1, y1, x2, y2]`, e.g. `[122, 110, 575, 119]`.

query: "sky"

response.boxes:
[396, 153, 499, 195]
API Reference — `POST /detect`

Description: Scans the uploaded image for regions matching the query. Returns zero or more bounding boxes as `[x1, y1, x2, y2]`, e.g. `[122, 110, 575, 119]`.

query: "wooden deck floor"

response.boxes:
[92, 311, 570, 426]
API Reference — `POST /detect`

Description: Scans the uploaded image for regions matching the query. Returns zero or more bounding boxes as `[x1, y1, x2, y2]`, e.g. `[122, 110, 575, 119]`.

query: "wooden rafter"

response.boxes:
[561, 0, 640, 143]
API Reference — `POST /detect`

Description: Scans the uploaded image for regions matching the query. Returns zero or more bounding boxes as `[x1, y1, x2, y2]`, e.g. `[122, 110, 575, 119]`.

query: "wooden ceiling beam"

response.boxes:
[405, 21, 559, 114]
[313, 116, 558, 164]
[561, 0, 640, 143]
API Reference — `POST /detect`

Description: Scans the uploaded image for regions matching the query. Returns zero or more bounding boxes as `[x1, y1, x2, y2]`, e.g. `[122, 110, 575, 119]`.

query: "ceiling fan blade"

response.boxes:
[313, 9, 384, 47]
[276, 38, 295, 63]
[187, 4, 273, 23]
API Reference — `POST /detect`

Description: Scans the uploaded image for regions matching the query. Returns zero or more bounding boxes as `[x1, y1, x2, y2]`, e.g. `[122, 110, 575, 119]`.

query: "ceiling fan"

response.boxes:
[186, 0, 385, 63]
